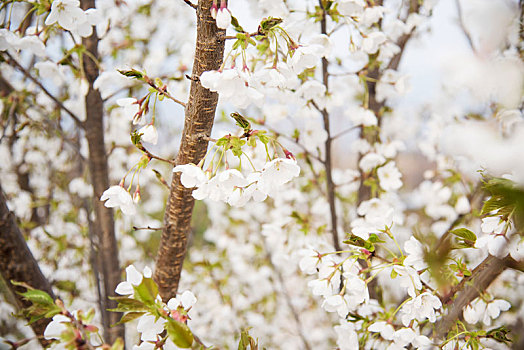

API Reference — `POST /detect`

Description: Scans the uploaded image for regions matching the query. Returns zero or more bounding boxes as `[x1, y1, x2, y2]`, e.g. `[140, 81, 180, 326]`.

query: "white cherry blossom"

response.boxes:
[137, 313, 166, 341]
[115, 265, 152, 295]
[44, 314, 70, 340]
[100, 185, 136, 216]
[400, 292, 442, 326]
[215, 7, 231, 29]
[378, 162, 402, 191]
[368, 321, 395, 340]
[359, 152, 386, 172]
[138, 124, 158, 145]
[173, 164, 208, 188]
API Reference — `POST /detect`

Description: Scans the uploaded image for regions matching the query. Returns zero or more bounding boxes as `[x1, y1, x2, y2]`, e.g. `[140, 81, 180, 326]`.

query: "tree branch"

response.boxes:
[153, 0, 227, 301]
[80, 0, 124, 343]
[0, 184, 55, 348]
[435, 255, 515, 339]
[318, 0, 341, 252]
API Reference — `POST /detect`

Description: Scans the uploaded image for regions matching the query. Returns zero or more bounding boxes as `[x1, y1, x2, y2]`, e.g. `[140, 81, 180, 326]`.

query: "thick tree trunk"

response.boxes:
[0, 184, 55, 347]
[81, 0, 124, 343]
[154, 0, 226, 301]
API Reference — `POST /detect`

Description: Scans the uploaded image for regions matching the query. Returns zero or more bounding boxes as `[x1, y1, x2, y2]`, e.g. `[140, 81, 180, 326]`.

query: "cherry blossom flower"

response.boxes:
[463, 298, 511, 326]
[335, 322, 359, 350]
[215, 5, 231, 29]
[138, 124, 158, 145]
[199, 69, 263, 108]
[100, 185, 136, 216]
[400, 292, 442, 326]
[362, 31, 387, 54]
[44, 314, 70, 340]
[289, 46, 321, 73]
[378, 162, 402, 191]
[347, 106, 378, 126]
[45, 0, 94, 37]
[403, 236, 426, 270]
[299, 249, 322, 274]
[173, 164, 207, 188]
[115, 265, 152, 295]
[116, 97, 142, 125]
[167, 290, 197, 311]
[257, 158, 300, 195]
[368, 321, 395, 340]
[137, 314, 166, 341]
[392, 266, 422, 298]
[359, 152, 386, 172]
[337, 0, 365, 17]
[476, 233, 509, 258]
[481, 216, 505, 234]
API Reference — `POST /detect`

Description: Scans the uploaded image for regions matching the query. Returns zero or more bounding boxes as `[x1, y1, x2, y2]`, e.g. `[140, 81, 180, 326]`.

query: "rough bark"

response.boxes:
[0, 184, 55, 347]
[154, 0, 226, 301]
[81, 0, 124, 343]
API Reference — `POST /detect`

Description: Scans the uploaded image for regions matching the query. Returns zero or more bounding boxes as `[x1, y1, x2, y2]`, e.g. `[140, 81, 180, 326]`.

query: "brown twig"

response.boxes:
[144, 76, 187, 107]
[133, 226, 164, 231]
[138, 144, 176, 165]
[317, 0, 341, 252]
[182, 0, 197, 9]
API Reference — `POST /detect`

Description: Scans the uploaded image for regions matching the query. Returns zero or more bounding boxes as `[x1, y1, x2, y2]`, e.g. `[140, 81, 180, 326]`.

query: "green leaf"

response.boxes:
[131, 130, 142, 146]
[18, 289, 55, 306]
[166, 319, 194, 348]
[259, 17, 283, 34]
[115, 312, 145, 325]
[108, 296, 148, 312]
[232, 40, 241, 50]
[343, 235, 375, 252]
[118, 69, 144, 80]
[247, 137, 256, 147]
[230, 15, 244, 32]
[257, 133, 270, 145]
[133, 278, 159, 306]
[230, 112, 251, 132]
[450, 228, 477, 242]
[486, 325, 511, 343]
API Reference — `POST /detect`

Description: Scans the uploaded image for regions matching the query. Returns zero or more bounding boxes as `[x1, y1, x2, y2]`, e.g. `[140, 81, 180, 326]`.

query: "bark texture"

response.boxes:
[0, 184, 55, 347]
[154, 0, 226, 301]
[81, 0, 124, 342]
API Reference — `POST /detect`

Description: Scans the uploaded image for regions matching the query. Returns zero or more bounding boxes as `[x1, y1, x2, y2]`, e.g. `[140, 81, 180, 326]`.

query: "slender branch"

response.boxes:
[133, 226, 164, 231]
[4, 52, 85, 128]
[435, 255, 511, 339]
[314, 2, 341, 252]
[138, 144, 176, 165]
[224, 31, 260, 40]
[182, 0, 197, 9]
[332, 125, 358, 140]
[144, 76, 187, 107]
[80, 0, 124, 342]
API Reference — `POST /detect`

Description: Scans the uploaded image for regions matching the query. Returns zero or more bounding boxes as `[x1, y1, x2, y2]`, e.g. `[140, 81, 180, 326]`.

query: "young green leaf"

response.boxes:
[166, 318, 194, 348]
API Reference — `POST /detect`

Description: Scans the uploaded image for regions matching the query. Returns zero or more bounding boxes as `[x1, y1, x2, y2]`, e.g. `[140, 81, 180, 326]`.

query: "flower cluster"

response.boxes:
[115, 265, 198, 350]
[45, 0, 102, 37]
[174, 157, 300, 207]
